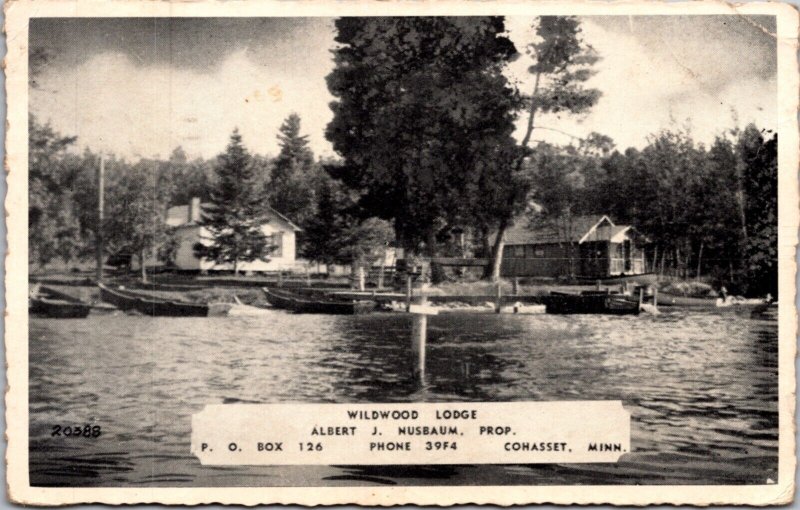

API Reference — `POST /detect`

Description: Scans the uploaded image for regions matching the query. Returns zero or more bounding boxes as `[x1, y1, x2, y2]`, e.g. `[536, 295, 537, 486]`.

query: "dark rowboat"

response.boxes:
[751, 302, 778, 320]
[262, 288, 297, 310]
[98, 283, 231, 317]
[262, 288, 375, 315]
[655, 293, 720, 308]
[541, 291, 640, 315]
[616, 291, 719, 308]
[575, 273, 659, 286]
[30, 286, 92, 318]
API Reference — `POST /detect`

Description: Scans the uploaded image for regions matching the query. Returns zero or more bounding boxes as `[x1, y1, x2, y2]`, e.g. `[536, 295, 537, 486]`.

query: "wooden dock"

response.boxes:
[326, 290, 544, 306]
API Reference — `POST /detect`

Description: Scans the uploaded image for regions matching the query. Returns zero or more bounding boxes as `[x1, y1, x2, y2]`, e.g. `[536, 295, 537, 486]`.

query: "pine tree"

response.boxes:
[194, 129, 271, 275]
[326, 17, 521, 267]
[739, 126, 778, 297]
[268, 113, 318, 225]
[486, 16, 601, 280]
[103, 160, 173, 282]
[301, 177, 350, 265]
[28, 115, 82, 268]
[273, 113, 314, 183]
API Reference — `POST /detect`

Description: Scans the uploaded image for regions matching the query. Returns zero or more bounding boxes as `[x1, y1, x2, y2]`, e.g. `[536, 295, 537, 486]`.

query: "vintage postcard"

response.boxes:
[5, 0, 798, 505]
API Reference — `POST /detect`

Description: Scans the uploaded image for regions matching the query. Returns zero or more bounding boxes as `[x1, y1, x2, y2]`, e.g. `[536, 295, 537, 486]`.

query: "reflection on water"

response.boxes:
[29, 308, 778, 486]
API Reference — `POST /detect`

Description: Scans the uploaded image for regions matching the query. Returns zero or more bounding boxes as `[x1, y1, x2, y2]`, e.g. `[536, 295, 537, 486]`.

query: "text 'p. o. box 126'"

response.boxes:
[191, 402, 630, 465]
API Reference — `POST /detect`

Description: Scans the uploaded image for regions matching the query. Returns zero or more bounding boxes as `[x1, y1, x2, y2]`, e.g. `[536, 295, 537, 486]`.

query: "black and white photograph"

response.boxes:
[6, 1, 797, 505]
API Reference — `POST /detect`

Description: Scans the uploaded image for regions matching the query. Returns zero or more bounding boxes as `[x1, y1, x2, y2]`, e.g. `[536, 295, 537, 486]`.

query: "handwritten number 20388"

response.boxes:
[51, 425, 102, 438]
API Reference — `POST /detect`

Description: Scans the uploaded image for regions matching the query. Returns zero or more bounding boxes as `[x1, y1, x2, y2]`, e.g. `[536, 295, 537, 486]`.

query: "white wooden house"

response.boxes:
[146, 197, 301, 272]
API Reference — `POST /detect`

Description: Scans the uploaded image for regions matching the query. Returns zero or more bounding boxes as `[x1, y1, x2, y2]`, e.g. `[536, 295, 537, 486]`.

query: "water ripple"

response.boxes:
[29, 309, 777, 486]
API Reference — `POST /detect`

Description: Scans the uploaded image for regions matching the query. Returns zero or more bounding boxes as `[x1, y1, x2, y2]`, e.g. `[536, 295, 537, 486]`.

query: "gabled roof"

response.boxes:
[165, 203, 302, 231]
[265, 207, 303, 232]
[505, 215, 624, 245]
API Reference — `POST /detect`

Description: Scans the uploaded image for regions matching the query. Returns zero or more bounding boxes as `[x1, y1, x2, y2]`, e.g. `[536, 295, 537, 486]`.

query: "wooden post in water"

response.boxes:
[411, 289, 428, 379]
[95, 153, 105, 284]
[638, 287, 644, 310]
[278, 271, 283, 287]
[596, 279, 602, 291]
[409, 283, 437, 381]
[513, 278, 519, 296]
[495, 282, 502, 313]
[652, 287, 658, 309]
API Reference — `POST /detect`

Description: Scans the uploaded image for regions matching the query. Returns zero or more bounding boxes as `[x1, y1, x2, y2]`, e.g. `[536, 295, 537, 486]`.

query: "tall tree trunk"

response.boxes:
[377, 250, 386, 290]
[489, 217, 509, 282]
[425, 228, 437, 257]
[425, 227, 446, 283]
[696, 241, 704, 281]
[481, 225, 492, 259]
[480, 225, 493, 279]
[486, 71, 543, 283]
[680, 246, 688, 280]
[139, 249, 148, 283]
[673, 246, 679, 278]
[652, 245, 658, 275]
[736, 189, 748, 242]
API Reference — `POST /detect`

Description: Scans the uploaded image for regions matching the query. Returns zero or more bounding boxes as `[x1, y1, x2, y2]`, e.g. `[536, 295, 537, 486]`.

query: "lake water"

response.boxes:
[29, 308, 778, 486]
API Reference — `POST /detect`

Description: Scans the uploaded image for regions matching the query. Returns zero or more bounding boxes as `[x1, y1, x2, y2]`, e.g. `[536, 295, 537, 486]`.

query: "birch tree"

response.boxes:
[487, 16, 601, 280]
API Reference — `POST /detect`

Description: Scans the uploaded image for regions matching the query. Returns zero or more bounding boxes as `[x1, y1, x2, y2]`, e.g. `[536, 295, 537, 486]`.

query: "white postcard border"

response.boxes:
[5, 0, 797, 505]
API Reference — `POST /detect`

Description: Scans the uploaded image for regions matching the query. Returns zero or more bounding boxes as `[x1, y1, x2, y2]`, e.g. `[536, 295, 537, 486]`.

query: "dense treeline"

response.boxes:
[29, 16, 778, 295]
[325, 17, 601, 280]
[526, 125, 777, 296]
[29, 113, 391, 275]
[31, 111, 777, 295]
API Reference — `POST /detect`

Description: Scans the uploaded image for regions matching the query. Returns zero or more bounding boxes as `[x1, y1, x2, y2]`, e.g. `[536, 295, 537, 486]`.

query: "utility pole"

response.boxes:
[95, 153, 105, 283]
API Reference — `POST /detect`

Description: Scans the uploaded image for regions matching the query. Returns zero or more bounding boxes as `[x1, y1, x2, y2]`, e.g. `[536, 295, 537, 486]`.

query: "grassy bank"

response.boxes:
[37, 270, 728, 308]
[45, 284, 269, 306]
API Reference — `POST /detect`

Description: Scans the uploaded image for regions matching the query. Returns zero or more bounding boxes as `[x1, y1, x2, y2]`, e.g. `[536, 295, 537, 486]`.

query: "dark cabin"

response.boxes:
[500, 215, 647, 279]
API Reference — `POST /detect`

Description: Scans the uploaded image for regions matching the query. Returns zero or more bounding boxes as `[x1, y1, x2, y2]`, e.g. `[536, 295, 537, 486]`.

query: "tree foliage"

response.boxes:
[302, 174, 395, 268]
[301, 176, 356, 266]
[326, 17, 521, 258]
[194, 130, 272, 274]
[485, 16, 601, 280]
[29, 115, 82, 268]
[531, 124, 778, 296]
[103, 160, 174, 280]
[162, 147, 216, 206]
[739, 127, 778, 297]
[268, 113, 321, 226]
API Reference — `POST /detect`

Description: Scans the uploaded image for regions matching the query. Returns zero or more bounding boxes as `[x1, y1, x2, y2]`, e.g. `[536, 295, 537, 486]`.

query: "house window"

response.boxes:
[270, 232, 283, 257]
[512, 246, 525, 258]
[535, 249, 544, 257]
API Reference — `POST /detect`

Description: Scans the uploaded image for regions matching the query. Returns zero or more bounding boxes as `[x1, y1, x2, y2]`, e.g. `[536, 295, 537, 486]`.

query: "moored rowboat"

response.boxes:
[541, 291, 640, 315]
[654, 293, 721, 308]
[262, 287, 375, 315]
[575, 273, 659, 286]
[98, 283, 232, 317]
[30, 286, 92, 318]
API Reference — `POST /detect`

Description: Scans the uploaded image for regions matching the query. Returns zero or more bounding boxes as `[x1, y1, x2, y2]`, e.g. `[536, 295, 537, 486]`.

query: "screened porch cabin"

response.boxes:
[500, 215, 647, 279]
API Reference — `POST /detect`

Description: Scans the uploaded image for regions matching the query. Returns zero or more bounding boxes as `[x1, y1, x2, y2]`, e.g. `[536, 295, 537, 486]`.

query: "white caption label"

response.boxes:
[191, 401, 630, 465]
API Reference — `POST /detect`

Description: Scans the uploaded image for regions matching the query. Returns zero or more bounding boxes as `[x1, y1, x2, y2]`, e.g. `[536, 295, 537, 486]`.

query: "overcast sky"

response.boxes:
[29, 16, 777, 161]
